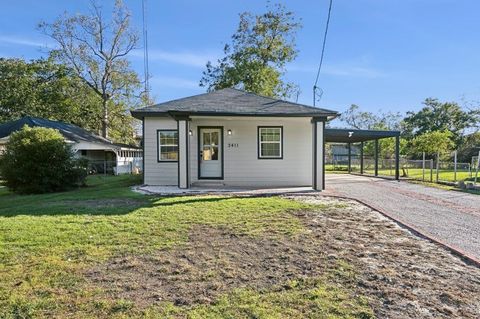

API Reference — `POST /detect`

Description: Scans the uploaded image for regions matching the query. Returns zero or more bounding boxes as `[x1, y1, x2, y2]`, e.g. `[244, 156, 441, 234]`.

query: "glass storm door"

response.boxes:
[199, 128, 222, 178]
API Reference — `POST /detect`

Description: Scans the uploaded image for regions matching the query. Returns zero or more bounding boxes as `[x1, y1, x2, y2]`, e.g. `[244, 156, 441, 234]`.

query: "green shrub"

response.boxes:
[0, 125, 87, 194]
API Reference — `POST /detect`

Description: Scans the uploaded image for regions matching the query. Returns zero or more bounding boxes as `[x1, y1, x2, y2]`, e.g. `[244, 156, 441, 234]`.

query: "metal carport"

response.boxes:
[325, 128, 401, 180]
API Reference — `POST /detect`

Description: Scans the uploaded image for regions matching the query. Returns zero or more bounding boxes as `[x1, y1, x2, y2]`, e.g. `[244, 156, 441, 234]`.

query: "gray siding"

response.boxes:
[189, 117, 312, 187]
[144, 117, 178, 185]
[143, 116, 316, 187]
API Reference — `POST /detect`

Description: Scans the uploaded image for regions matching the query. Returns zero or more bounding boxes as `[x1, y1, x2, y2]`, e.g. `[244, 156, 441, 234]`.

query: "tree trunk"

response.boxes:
[101, 98, 108, 138]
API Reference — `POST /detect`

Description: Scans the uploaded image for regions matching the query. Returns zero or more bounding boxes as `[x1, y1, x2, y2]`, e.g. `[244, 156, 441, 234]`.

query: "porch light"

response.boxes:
[227, 129, 232, 135]
[189, 130, 193, 136]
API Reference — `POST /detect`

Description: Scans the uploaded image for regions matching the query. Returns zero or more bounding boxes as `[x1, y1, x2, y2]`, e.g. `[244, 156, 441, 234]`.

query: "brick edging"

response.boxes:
[323, 194, 480, 268]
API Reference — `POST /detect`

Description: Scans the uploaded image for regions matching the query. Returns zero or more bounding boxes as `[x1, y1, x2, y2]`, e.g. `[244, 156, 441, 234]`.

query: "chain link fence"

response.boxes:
[87, 159, 142, 176]
[326, 152, 479, 186]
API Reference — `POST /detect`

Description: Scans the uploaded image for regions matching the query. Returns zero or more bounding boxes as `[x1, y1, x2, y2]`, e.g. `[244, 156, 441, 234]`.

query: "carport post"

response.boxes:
[360, 142, 364, 174]
[395, 135, 400, 180]
[374, 139, 379, 176]
[348, 143, 352, 173]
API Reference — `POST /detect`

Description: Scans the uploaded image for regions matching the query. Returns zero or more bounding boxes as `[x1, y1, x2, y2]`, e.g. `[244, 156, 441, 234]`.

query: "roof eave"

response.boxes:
[131, 110, 339, 119]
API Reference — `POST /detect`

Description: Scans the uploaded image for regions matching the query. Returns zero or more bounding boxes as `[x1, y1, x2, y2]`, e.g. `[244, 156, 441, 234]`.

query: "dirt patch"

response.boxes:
[288, 196, 480, 319]
[86, 225, 328, 308]
[86, 196, 480, 318]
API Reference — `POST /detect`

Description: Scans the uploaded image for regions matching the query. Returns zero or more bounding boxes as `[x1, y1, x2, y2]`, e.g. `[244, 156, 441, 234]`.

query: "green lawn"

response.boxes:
[0, 176, 372, 318]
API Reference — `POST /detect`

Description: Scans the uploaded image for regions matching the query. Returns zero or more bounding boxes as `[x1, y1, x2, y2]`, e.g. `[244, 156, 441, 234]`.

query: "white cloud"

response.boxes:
[288, 62, 385, 78]
[0, 35, 53, 48]
[131, 49, 219, 68]
[149, 75, 200, 89]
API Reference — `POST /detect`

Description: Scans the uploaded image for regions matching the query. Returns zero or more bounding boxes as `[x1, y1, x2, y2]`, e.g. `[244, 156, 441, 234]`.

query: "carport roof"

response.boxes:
[325, 128, 400, 143]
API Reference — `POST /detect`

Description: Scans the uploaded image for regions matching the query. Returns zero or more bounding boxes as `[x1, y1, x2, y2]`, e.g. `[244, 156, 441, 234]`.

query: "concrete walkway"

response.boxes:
[133, 185, 315, 196]
[324, 174, 480, 261]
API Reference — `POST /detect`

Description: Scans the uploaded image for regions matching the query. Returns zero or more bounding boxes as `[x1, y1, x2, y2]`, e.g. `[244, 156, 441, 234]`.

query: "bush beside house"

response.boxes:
[0, 126, 87, 194]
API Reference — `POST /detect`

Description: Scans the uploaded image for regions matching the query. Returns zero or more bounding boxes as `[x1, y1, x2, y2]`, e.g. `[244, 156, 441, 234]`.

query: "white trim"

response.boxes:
[258, 127, 282, 158]
[178, 120, 188, 188]
[157, 130, 179, 161]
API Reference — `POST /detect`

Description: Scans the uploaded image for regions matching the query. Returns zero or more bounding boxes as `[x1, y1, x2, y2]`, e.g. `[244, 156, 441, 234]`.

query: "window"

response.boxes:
[258, 127, 283, 159]
[158, 130, 178, 161]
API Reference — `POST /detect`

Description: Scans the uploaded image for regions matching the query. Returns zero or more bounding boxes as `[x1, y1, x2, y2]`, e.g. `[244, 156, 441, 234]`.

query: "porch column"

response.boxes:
[177, 119, 189, 189]
[374, 139, 379, 176]
[395, 135, 400, 180]
[312, 118, 325, 191]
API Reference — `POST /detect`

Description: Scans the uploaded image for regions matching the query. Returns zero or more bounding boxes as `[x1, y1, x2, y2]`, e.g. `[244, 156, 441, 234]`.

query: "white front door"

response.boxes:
[199, 128, 223, 179]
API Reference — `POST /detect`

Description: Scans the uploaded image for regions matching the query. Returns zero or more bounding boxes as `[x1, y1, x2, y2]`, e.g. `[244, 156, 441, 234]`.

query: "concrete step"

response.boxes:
[191, 181, 226, 188]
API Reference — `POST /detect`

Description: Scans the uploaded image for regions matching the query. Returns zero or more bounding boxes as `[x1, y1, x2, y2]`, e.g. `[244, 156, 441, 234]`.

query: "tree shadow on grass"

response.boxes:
[0, 192, 237, 217]
[0, 197, 155, 217]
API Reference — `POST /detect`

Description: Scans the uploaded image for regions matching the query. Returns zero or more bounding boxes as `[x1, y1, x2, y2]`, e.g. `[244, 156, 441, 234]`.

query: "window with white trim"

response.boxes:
[158, 130, 178, 161]
[258, 127, 283, 159]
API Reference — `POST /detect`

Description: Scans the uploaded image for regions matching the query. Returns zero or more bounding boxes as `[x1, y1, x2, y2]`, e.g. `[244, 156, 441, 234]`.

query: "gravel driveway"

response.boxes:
[324, 174, 480, 261]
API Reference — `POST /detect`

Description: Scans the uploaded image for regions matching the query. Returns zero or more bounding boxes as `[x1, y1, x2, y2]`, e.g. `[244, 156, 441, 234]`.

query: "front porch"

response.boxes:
[133, 184, 316, 196]
[150, 115, 327, 190]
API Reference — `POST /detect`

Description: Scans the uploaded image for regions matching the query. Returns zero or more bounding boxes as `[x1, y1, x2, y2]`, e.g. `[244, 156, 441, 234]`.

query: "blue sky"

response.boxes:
[0, 0, 479, 116]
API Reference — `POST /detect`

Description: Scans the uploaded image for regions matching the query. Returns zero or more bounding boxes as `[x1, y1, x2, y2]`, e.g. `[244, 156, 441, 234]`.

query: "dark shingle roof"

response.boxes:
[0, 116, 120, 146]
[131, 88, 338, 118]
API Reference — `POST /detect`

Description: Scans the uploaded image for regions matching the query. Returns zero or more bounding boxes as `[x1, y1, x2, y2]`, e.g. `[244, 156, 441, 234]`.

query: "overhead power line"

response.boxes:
[142, 0, 150, 99]
[313, 0, 333, 106]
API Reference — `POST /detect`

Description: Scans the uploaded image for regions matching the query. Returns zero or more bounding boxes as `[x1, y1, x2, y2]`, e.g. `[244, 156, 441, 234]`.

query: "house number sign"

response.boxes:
[227, 143, 239, 148]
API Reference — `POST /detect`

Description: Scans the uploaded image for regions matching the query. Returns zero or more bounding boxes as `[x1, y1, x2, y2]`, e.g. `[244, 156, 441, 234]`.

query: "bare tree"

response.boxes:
[40, 0, 140, 138]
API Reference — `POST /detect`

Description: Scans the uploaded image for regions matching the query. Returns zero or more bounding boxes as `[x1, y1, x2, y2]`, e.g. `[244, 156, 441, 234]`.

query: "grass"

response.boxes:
[178, 279, 372, 319]
[407, 179, 480, 195]
[0, 175, 372, 318]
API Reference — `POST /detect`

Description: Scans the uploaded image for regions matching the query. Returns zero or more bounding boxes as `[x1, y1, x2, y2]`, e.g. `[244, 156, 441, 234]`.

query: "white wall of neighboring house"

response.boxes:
[116, 150, 143, 175]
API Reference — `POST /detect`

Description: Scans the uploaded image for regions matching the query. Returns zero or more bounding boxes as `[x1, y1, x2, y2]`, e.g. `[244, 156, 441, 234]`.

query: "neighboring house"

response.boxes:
[0, 116, 142, 175]
[131, 88, 338, 190]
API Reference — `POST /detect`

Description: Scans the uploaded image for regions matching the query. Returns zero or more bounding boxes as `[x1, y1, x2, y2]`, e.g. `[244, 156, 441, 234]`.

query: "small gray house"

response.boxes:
[132, 88, 338, 190]
[0, 117, 142, 175]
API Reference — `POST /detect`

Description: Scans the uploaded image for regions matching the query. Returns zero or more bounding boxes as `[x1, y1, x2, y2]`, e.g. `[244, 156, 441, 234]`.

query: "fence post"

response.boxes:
[422, 152, 425, 182]
[435, 152, 439, 183]
[453, 150, 457, 183]
[430, 159, 433, 182]
[475, 151, 480, 185]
